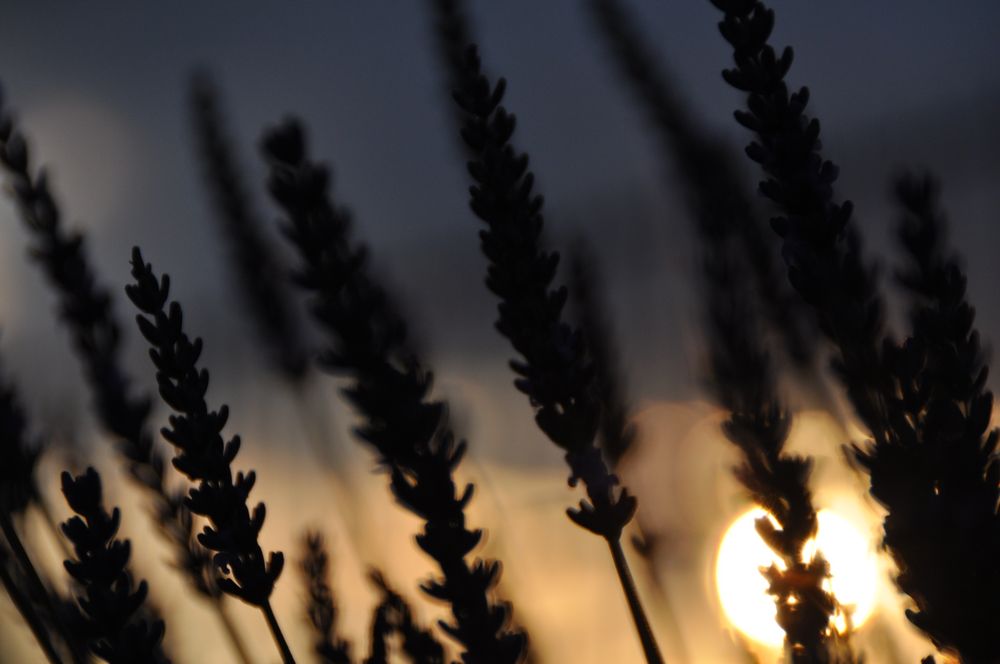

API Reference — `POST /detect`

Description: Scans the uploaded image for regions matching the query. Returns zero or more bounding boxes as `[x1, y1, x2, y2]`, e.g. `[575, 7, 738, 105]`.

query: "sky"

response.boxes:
[1, 2, 999, 662]
[0, 1, 997, 425]
[0, 0, 996, 518]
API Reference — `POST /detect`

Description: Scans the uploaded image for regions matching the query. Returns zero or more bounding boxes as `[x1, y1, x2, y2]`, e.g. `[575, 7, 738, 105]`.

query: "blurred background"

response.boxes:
[0, 1, 998, 661]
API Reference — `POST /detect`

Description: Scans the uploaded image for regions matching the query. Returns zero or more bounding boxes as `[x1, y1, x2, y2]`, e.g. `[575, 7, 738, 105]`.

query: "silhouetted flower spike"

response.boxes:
[453, 44, 661, 664]
[686, 110, 852, 659]
[1, 543, 69, 664]
[262, 118, 525, 664]
[869, 173, 1000, 658]
[300, 532, 351, 664]
[0, 350, 74, 664]
[60, 468, 168, 664]
[190, 73, 309, 383]
[427, 0, 488, 161]
[567, 242, 637, 469]
[0, 353, 41, 516]
[370, 572, 446, 664]
[710, 1, 1000, 658]
[364, 600, 392, 664]
[708, 0, 891, 467]
[126, 247, 296, 663]
[454, 45, 634, 536]
[428, 0, 474, 90]
[588, 0, 817, 376]
[0, 84, 218, 607]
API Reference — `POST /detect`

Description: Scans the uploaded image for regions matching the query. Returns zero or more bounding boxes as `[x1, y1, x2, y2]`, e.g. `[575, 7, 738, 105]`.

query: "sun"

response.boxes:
[715, 508, 879, 647]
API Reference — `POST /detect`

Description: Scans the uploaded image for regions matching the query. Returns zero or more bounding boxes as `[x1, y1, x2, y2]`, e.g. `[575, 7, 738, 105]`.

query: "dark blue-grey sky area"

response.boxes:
[0, 1, 998, 465]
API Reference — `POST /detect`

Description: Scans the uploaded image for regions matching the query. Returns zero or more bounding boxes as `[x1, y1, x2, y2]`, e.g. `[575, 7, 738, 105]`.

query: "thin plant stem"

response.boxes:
[0, 89, 225, 658]
[128, 249, 295, 664]
[451, 46, 663, 663]
[215, 597, 255, 664]
[1, 516, 52, 612]
[261, 120, 525, 663]
[567, 243, 690, 663]
[638, 566, 688, 664]
[608, 538, 664, 664]
[0, 516, 85, 664]
[263, 599, 297, 664]
[0, 549, 64, 664]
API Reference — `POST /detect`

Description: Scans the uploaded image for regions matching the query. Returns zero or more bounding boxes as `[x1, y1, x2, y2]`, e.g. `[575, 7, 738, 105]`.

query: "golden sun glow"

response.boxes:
[715, 508, 879, 648]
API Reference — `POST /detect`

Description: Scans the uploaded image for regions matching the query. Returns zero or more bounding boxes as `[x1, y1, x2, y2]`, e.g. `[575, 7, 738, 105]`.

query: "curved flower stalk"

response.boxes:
[365, 572, 446, 664]
[709, 2, 1000, 659]
[452, 46, 661, 664]
[588, 0, 817, 376]
[0, 351, 41, 522]
[299, 531, 352, 664]
[189, 72, 309, 384]
[567, 244, 703, 662]
[567, 243, 635, 470]
[426, 8, 668, 657]
[0, 86, 206, 589]
[261, 119, 525, 664]
[0, 352, 69, 664]
[880, 173, 1000, 657]
[61, 468, 168, 663]
[697, 196, 854, 662]
[0, 83, 257, 662]
[126, 248, 295, 664]
[426, 0, 484, 161]
[0, 543, 67, 664]
[189, 75, 354, 562]
[707, 1, 886, 425]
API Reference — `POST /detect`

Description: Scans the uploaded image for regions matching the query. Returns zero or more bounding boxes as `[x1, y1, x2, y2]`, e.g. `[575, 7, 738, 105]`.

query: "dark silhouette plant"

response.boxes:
[261, 118, 525, 664]
[0, 5, 991, 662]
[365, 571, 446, 664]
[0, 542, 66, 664]
[709, 1, 1000, 659]
[189, 72, 309, 384]
[61, 467, 168, 664]
[0, 351, 41, 524]
[427, 0, 484, 162]
[0, 82, 252, 664]
[567, 243, 635, 470]
[126, 247, 296, 664]
[452, 45, 662, 664]
[566, 242, 697, 662]
[694, 165, 853, 662]
[878, 172, 1000, 659]
[0, 351, 68, 664]
[190, 73, 366, 579]
[589, 0, 818, 380]
[300, 531, 352, 664]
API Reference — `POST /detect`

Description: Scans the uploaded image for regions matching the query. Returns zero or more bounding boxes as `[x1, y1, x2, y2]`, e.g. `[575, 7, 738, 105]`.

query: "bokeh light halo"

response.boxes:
[714, 506, 879, 648]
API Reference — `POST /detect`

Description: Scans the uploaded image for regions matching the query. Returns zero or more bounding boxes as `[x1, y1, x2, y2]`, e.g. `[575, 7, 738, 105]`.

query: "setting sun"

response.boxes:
[715, 508, 880, 648]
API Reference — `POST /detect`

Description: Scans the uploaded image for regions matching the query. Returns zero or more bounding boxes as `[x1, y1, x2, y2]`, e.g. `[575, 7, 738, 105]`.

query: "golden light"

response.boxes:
[715, 508, 879, 648]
